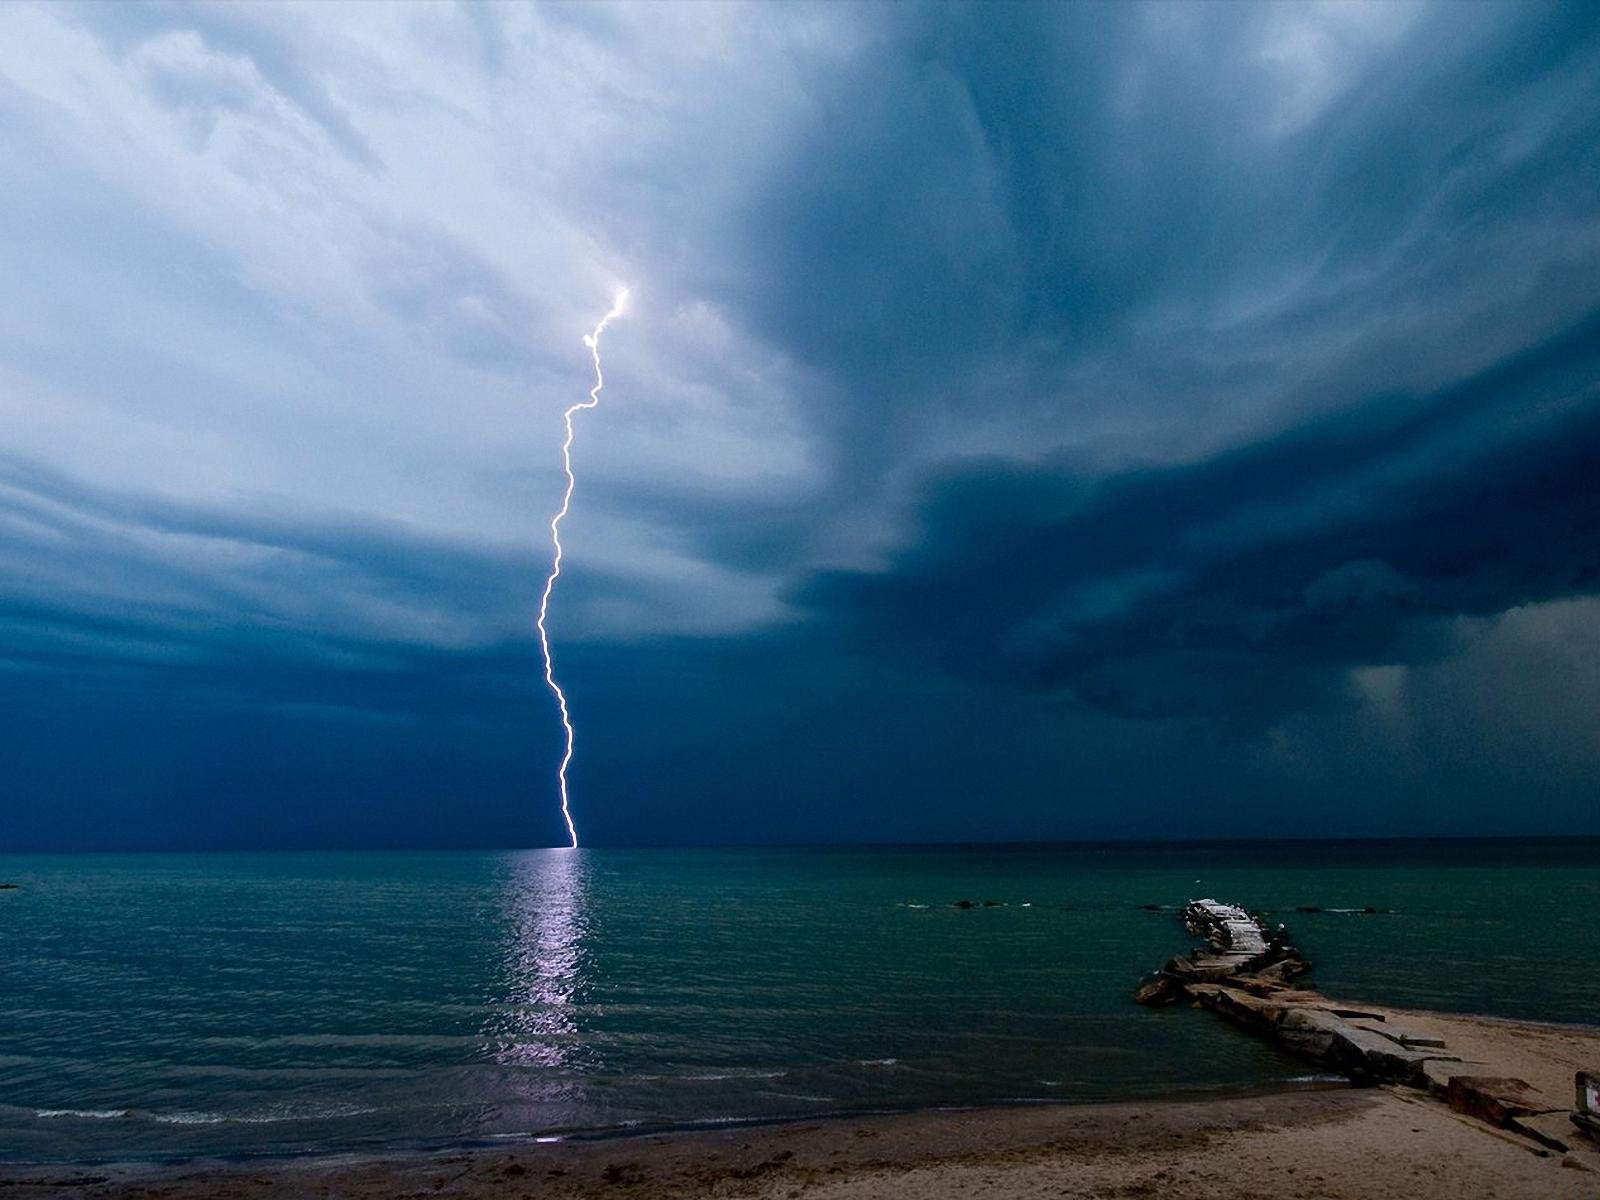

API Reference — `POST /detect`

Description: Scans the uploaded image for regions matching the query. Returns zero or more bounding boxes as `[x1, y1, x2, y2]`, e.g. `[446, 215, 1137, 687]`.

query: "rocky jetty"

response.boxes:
[1133, 898, 1306, 1004]
[1136, 898, 1599, 1159]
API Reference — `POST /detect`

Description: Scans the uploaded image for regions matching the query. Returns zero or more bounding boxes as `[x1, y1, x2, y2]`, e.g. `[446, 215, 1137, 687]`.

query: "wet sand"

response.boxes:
[6, 1009, 1597, 1200]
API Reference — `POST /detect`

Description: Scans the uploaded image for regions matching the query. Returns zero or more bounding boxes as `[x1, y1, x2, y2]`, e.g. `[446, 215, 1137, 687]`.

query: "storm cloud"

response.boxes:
[2, 0, 1598, 847]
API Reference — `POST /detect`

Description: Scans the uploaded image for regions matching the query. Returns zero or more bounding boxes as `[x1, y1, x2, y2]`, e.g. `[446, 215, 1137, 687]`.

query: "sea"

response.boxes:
[1, 841, 1596, 1163]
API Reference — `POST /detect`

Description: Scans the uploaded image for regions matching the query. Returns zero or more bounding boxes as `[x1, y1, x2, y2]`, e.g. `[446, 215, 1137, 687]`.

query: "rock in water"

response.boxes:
[1133, 974, 1184, 1005]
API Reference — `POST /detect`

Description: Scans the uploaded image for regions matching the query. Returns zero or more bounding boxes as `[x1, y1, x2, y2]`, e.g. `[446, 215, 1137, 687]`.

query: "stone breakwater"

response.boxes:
[1136, 899, 1600, 1162]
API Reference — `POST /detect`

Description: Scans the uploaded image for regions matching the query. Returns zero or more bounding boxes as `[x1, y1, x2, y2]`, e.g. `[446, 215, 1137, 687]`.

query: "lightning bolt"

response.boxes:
[536, 288, 629, 849]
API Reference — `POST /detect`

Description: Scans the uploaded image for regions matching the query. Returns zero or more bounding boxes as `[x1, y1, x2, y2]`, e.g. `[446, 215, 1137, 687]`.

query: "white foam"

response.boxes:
[680, 1070, 786, 1081]
[35, 1109, 129, 1120]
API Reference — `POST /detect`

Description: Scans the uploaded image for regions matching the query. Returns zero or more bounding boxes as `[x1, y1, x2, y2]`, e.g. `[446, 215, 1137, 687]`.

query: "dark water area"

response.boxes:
[1, 841, 1595, 1163]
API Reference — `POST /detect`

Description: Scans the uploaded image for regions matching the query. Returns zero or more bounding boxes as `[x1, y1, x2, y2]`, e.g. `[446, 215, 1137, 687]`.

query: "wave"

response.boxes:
[630, 1069, 788, 1082]
[152, 1112, 228, 1126]
[34, 1103, 378, 1127]
[682, 1070, 787, 1082]
[35, 1109, 130, 1120]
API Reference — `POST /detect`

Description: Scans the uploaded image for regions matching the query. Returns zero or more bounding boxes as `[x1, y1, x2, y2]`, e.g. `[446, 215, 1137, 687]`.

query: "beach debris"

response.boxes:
[1574, 1071, 1600, 1143]
[1448, 1077, 1564, 1127]
[1421, 1060, 1575, 1153]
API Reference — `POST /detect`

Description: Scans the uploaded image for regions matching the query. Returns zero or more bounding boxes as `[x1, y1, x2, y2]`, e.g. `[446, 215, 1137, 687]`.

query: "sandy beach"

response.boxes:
[8, 1006, 1596, 1200]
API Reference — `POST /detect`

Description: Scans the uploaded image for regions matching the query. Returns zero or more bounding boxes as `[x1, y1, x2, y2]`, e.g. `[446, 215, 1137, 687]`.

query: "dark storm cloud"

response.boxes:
[4, 0, 1600, 847]
[0, 451, 666, 717]
[797, 309, 1600, 727]
[0, 453, 529, 635]
[710, 0, 1600, 484]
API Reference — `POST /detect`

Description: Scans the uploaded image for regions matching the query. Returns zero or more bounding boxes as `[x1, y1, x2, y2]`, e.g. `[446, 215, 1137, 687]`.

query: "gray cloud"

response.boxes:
[2, 0, 1598, 846]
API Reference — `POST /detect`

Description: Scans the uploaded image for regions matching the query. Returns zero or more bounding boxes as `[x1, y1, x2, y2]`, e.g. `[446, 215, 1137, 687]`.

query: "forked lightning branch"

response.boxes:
[535, 289, 629, 849]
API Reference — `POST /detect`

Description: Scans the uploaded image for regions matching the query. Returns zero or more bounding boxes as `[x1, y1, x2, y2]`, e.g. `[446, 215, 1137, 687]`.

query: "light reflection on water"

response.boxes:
[490, 849, 591, 1072]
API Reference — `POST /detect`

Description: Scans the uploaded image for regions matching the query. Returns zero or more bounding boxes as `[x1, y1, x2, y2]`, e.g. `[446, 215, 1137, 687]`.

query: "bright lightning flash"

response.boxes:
[536, 288, 629, 849]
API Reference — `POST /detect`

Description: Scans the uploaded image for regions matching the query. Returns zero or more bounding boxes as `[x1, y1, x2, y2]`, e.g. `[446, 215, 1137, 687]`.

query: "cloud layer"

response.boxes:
[2, 0, 1598, 847]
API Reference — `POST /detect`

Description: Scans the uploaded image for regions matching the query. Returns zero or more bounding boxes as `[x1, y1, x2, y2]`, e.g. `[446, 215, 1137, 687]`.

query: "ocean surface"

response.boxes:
[1, 841, 1596, 1163]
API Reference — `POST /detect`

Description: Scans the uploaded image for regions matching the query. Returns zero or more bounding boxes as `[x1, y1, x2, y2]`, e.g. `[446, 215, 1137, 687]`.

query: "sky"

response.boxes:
[2, 0, 1598, 850]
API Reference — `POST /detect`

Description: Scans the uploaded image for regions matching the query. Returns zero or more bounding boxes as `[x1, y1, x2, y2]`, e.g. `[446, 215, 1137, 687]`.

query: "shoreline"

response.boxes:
[3, 1076, 1348, 1171]
[8, 1011, 1592, 1173]
[0, 1089, 1383, 1198]
[6, 1006, 1596, 1199]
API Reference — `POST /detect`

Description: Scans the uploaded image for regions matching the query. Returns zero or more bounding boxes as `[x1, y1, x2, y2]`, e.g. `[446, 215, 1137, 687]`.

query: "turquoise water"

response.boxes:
[0, 842, 1595, 1163]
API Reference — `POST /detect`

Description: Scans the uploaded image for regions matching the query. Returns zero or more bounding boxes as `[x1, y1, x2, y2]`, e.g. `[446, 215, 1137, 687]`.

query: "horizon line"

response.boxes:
[5, 833, 1599, 857]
